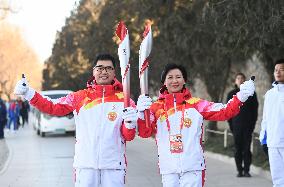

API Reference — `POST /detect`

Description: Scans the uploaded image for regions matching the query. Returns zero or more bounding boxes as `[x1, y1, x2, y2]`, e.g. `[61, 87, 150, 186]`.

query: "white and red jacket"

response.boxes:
[259, 83, 284, 148]
[29, 79, 135, 169]
[138, 88, 242, 175]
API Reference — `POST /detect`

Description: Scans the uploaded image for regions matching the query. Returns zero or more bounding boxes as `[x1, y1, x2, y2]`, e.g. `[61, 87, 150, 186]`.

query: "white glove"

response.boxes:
[137, 95, 152, 120]
[121, 107, 138, 129]
[14, 76, 35, 101]
[137, 95, 152, 112]
[237, 80, 255, 102]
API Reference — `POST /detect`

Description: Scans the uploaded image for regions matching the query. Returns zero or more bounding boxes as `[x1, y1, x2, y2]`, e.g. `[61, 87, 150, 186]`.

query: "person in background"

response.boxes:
[14, 53, 138, 187]
[20, 99, 29, 127]
[137, 63, 255, 187]
[7, 100, 18, 132]
[227, 72, 258, 177]
[259, 59, 284, 187]
[16, 98, 22, 128]
[0, 97, 7, 139]
[262, 144, 269, 157]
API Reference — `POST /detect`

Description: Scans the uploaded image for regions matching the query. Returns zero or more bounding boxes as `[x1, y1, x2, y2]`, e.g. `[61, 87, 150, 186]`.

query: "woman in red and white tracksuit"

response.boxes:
[14, 54, 137, 187]
[137, 63, 255, 187]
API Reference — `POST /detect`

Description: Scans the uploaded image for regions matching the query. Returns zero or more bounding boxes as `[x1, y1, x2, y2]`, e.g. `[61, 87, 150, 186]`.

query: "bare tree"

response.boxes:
[0, 23, 42, 100]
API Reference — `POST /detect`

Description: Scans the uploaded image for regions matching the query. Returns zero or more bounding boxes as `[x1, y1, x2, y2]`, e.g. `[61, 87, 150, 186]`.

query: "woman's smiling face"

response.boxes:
[164, 69, 185, 94]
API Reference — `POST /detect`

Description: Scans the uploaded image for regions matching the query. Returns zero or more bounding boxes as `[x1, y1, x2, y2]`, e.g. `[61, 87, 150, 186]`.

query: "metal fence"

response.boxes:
[203, 127, 259, 153]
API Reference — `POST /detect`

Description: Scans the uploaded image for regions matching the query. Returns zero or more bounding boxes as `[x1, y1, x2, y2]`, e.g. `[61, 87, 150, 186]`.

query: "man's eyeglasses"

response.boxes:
[94, 65, 115, 72]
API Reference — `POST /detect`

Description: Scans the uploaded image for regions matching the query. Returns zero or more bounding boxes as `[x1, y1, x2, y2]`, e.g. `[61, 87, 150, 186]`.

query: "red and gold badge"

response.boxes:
[183, 118, 192, 128]
[108, 111, 117, 121]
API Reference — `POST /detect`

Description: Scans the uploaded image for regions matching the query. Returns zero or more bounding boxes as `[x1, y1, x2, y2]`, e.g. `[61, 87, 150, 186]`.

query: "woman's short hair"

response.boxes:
[160, 63, 187, 84]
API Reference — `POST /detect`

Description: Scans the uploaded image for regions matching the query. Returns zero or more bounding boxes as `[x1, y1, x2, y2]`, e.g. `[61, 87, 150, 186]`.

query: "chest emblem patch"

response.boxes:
[108, 111, 117, 121]
[184, 118, 192, 128]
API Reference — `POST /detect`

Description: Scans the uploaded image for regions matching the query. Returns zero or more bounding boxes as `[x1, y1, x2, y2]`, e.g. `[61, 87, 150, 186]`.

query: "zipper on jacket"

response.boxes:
[102, 87, 106, 103]
[179, 153, 183, 173]
[97, 86, 106, 168]
[173, 94, 177, 112]
[174, 93, 182, 172]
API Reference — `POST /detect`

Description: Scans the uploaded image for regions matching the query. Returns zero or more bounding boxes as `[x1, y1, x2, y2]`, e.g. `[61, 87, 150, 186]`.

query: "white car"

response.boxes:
[30, 90, 75, 137]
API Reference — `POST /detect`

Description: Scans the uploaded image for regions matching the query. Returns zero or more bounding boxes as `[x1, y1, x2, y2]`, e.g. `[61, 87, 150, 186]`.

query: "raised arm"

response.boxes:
[14, 75, 73, 116]
[30, 92, 74, 116]
[198, 79, 255, 121]
[197, 96, 242, 121]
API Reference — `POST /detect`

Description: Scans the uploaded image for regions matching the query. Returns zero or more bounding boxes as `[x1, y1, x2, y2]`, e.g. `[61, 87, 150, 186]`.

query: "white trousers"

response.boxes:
[74, 168, 125, 187]
[161, 170, 205, 187]
[269, 148, 284, 187]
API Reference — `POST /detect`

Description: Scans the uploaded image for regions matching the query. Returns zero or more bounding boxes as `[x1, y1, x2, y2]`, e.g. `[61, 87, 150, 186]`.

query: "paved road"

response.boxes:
[205, 153, 272, 187]
[0, 127, 74, 187]
[0, 125, 273, 187]
[127, 138, 272, 187]
[0, 139, 9, 171]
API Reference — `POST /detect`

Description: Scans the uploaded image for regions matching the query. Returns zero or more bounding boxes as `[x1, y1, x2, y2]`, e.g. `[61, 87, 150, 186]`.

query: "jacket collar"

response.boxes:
[86, 77, 123, 95]
[272, 81, 284, 92]
[158, 87, 192, 105]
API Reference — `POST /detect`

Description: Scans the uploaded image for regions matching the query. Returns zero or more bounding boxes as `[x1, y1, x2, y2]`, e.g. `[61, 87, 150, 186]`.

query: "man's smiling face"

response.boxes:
[93, 60, 115, 85]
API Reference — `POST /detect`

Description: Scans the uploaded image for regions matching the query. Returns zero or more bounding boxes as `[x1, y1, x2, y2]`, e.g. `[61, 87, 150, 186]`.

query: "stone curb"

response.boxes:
[0, 139, 13, 175]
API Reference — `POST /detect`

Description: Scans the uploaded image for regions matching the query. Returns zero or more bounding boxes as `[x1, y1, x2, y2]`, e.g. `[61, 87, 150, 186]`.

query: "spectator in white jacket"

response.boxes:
[259, 59, 284, 187]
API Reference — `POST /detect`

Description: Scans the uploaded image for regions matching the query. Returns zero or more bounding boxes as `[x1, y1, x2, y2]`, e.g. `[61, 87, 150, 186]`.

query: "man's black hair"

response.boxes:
[160, 63, 188, 84]
[275, 59, 284, 66]
[273, 59, 284, 85]
[93, 54, 116, 68]
[235, 72, 246, 79]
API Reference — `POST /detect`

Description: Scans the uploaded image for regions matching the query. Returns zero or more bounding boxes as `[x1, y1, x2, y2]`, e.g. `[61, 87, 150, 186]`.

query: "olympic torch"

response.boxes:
[116, 21, 131, 107]
[139, 20, 152, 128]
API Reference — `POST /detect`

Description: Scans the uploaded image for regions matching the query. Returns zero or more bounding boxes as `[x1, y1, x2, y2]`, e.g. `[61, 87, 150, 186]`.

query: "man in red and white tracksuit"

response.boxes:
[14, 54, 137, 187]
[136, 63, 255, 187]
